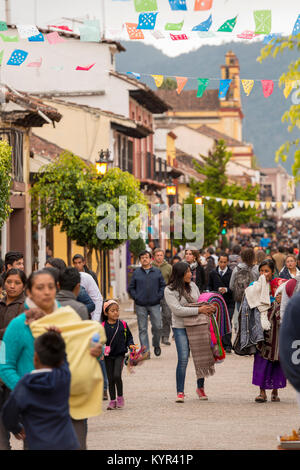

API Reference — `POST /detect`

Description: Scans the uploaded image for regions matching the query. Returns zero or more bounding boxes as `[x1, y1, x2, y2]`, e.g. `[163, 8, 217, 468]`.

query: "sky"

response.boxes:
[1, 0, 299, 57]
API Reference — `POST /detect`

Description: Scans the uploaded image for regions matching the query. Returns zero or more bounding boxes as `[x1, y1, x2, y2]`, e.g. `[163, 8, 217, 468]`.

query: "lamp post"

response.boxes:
[95, 149, 110, 177]
[166, 177, 177, 255]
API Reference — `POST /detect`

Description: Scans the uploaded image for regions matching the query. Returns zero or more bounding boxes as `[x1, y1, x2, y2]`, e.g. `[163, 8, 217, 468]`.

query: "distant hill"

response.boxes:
[116, 41, 299, 174]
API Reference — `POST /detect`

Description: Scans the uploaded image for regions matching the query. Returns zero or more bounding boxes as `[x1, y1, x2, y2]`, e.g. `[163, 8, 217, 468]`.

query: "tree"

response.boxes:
[30, 151, 147, 275]
[129, 238, 146, 264]
[257, 34, 300, 179]
[178, 140, 260, 247]
[160, 77, 177, 90]
[0, 140, 12, 228]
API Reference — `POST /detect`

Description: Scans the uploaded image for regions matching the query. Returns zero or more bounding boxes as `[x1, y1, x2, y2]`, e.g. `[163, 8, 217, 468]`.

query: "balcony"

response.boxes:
[0, 128, 24, 185]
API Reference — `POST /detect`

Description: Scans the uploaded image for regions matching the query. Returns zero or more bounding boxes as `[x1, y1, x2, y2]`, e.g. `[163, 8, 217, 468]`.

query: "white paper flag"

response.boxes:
[249, 201, 255, 208]
[239, 200, 244, 208]
[17, 24, 40, 39]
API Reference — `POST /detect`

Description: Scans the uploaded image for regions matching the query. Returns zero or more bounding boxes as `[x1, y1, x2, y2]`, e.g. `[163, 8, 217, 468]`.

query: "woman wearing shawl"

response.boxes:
[164, 262, 216, 403]
[247, 260, 287, 403]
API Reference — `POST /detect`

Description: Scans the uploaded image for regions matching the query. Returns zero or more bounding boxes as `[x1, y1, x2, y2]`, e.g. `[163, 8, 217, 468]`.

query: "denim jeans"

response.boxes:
[100, 358, 108, 391]
[135, 304, 162, 352]
[173, 328, 204, 394]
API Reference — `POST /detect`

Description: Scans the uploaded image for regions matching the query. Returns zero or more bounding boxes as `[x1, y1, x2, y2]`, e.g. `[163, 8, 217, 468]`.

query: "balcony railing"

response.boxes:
[0, 128, 24, 183]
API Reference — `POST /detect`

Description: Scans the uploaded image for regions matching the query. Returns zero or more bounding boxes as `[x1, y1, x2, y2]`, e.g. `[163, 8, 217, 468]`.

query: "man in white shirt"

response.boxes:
[79, 272, 103, 322]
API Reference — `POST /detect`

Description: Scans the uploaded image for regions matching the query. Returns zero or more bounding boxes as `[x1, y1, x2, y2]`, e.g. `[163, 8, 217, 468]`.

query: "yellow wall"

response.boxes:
[166, 133, 176, 165]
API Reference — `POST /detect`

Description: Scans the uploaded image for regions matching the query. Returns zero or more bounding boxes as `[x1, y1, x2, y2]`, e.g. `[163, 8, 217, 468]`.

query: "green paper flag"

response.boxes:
[134, 0, 158, 12]
[217, 15, 237, 32]
[0, 50, 3, 65]
[0, 34, 19, 42]
[254, 10, 272, 34]
[165, 20, 184, 31]
[197, 78, 209, 98]
[0, 21, 7, 31]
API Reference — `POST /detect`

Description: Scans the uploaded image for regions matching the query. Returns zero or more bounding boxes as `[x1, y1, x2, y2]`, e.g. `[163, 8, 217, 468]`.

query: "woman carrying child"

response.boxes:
[101, 300, 134, 410]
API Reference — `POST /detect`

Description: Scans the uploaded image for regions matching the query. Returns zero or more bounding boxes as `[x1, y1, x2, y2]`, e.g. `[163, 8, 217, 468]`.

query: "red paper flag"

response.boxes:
[49, 25, 73, 32]
[170, 33, 188, 40]
[176, 76, 188, 94]
[76, 63, 95, 71]
[194, 0, 213, 11]
[261, 80, 274, 97]
[125, 23, 144, 40]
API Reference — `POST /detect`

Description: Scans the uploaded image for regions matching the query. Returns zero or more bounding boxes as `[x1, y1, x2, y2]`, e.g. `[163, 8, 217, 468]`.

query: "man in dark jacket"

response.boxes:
[128, 250, 166, 358]
[56, 268, 89, 320]
[208, 253, 234, 353]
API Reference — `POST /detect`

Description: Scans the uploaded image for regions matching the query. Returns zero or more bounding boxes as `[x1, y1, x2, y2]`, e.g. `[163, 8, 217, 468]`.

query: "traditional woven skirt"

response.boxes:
[252, 351, 286, 389]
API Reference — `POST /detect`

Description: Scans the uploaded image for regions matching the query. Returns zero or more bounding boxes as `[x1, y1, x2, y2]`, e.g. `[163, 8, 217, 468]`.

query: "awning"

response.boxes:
[111, 122, 153, 139]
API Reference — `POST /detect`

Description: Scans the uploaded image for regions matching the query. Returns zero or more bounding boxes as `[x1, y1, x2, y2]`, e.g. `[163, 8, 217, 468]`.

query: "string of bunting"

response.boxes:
[200, 195, 299, 210]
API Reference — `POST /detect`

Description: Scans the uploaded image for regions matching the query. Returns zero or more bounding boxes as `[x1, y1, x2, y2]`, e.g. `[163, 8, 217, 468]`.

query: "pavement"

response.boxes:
[10, 301, 300, 450]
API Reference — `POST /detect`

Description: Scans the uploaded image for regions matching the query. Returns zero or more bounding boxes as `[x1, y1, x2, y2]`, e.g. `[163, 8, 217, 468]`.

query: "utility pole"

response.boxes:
[5, 0, 11, 25]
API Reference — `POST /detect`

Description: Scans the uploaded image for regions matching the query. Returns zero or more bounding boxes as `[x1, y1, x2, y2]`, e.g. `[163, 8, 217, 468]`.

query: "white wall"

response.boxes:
[173, 126, 214, 161]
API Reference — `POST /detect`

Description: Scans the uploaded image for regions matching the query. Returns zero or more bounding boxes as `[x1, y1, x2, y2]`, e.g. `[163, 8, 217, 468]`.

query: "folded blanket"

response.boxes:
[30, 307, 106, 420]
[197, 293, 231, 336]
[245, 275, 271, 330]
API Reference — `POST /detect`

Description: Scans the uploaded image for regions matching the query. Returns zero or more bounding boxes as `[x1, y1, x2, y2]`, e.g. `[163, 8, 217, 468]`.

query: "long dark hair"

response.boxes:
[258, 259, 275, 274]
[168, 261, 192, 300]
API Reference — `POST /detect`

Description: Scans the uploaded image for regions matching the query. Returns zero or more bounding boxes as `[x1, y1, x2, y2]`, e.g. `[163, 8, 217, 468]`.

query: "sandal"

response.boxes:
[255, 394, 267, 403]
[271, 394, 280, 402]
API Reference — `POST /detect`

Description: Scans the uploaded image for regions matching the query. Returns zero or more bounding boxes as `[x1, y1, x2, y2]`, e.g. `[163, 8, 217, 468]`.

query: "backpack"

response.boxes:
[233, 265, 256, 302]
[102, 320, 127, 340]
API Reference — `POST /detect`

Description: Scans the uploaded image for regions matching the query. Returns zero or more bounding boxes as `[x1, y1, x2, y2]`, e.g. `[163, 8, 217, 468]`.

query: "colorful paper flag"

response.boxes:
[0, 34, 19, 42]
[254, 10, 272, 34]
[79, 25, 101, 42]
[292, 15, 300, 36]
[176, 76, 188, 94]
[27, 57, 42, 68]
[126, 72, 141, 79]
[237, 30, 256, 40]
[283, 81, 296, 99]
[263, 33, 281, 44]
[197, 78, 209, 98]
[0, 50, 4, 65]
[241, 79, 254, 96]
[137, 12, 158, 30]
[192, 15, 212, 31]
[152, 75, 164, 87]
[197, 31, 215, 38]
[7, 49, 28, 66]
[125, 23, 144, 40]
[165, 20, 184, 31]
[0, 21, 7, 31]
[261, 80, 274, 97]
[134, 0, 158, 12]
[194, 0, 213, 10]
[17, 24, 40, 39]
[151, 30, 165, 39]
[168, 0, 187, 10]
[217, 16, 237, 32]
[76, 63, 95, 71]
[28, 33, 44, 42]
[46, 32, 65, 45]
[219, 79, 231, 99]
[49, 25, 73, 32]
[170, 33, 188, 40]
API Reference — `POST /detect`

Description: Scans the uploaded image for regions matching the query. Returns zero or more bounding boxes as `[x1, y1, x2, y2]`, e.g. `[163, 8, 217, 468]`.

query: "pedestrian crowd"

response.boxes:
[1, 231, 300, 449]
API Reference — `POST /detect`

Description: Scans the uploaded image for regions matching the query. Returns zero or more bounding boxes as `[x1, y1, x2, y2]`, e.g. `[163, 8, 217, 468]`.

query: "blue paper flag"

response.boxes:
[192, 14, 212, 31]
[7, 49, 28, 66]
[168, 0, 187, 11]
[137, 12, 158, 30]
[292, 14, 300, 36]
[263, 33, 281, 44]
[28, 32, 44, 42]
[127, 72, 141, 79]
[219, 79, 231, 99]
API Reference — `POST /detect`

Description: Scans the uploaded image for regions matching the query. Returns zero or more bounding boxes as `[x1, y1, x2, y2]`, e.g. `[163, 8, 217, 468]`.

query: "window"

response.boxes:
[0, 128, 24, 182]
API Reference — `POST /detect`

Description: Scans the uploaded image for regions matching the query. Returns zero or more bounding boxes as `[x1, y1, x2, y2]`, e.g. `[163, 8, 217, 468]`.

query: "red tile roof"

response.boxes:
[196, 124, 246, 147]
[155, 89, 220, 112]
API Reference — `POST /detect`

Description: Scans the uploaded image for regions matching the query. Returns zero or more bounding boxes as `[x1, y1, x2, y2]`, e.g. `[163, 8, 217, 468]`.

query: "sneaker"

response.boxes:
[154, 346, 161, 356]
[162, 337, 171, 346]
[196, 388, 208, 400]
[117, 396, 125, 408]
[176, 393, 185, 403]
[107, 400, 117, 410]
[103, 390, 108, 401]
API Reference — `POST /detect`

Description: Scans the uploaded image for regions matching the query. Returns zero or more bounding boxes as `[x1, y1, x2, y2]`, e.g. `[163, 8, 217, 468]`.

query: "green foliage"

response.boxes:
[0, 140, 12, 228]
[129, 238, 146, 262]
[30, 152, 147, 252]
[257, 33, 300, 179]
[160, 77, 177, 90]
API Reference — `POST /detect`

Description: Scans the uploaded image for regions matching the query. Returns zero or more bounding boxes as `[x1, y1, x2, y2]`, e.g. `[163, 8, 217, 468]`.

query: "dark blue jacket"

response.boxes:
[128, 267, 166, 307]
[2, 360, 79, 450]
[103, 319, 134, 357]
[77, 286, 95, 315]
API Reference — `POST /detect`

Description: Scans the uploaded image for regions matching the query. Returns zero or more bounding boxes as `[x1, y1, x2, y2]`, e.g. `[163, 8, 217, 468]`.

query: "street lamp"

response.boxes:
[95, 149, 110, 176]
[195, 195, 203, 205]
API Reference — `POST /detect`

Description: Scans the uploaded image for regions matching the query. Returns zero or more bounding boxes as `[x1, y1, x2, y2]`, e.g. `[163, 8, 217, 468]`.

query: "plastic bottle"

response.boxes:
[90, 332, 100, 348]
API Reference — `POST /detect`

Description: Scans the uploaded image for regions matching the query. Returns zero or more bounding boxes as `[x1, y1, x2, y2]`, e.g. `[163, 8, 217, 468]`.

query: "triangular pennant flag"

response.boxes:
[165, 20, 184, 31]
[244, 201, 250, 209]
[255, 201, 260, 209]
[194, 0, 213, 10]
[249, 201, 255, 208]
[265, 202, 271, 210]
[261, 80, 274, 98]
[288, 202, 293, 209]
[126, 72, 141, 79]
[76, 63, 95, 71]
[176, 77, 188, 94]
[206, 196, 210, 200]
[241, 80, 254, 96]
[221, 199, 227, 206]
[254, 10, 272, 34]
[28, 32, 44, 42]
[192, 15, 212, 31]
[170, 33, 188, 40]
[46, 32, 65, 44]
[294, 202, 299, 209]
[282, 202, 288, 210]
[238, 200, 244, 208]
[7, 49, 28, 66]
[271, 202, 277, 208]
[197, 78, 209, 98]
[27, 57, 42, 68]
[125, 23, 144, 40]
[237, 30, 256, 40]
[0, 21, 7, 31]
[137, 12, 158, 30]
[227, 199, 233, 207]
[168, 0, 187, 10]
[152, 75, 164, 88]
[292, 14, 300, 36]
[283, 81, 296, 99]
[276, 202, 282, 209]
[0, 34, 19, 42]
[219, 79, 232, 99]
[260, 202, 266, 209]
[215, 198, 221, 202]
[233, 200, 239, 207]
[134, 0, 158, 11]
[217, 16, 237, 32]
